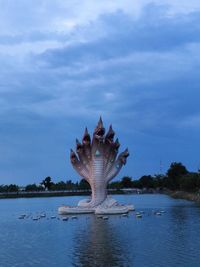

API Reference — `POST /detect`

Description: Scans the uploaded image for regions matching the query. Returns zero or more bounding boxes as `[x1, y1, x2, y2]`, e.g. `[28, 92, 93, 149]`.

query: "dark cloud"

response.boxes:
[40, 6, 200, 67]
[1, 3, 200, 184]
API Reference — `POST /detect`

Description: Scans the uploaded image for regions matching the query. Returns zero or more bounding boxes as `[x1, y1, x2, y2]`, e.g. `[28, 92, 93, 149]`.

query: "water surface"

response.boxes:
[0, 194, 200, 267]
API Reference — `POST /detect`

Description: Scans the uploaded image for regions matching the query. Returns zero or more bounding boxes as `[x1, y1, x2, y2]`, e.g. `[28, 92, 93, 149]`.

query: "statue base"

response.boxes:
[58, 197, 134, 215]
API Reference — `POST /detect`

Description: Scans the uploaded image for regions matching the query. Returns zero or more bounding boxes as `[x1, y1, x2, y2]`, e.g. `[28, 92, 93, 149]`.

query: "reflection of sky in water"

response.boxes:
[0, 195, 200, 267]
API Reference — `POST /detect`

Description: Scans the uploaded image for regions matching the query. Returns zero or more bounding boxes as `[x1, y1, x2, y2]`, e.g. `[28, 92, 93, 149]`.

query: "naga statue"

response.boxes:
[58, 118, 134, 215]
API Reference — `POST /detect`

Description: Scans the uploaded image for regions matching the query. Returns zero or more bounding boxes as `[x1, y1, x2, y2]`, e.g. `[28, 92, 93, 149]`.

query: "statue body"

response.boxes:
[58, 118, 134, 215]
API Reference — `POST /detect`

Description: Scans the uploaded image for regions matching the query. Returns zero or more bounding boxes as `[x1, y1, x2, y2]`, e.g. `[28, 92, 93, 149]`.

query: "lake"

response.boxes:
[0, 194, 200, 267]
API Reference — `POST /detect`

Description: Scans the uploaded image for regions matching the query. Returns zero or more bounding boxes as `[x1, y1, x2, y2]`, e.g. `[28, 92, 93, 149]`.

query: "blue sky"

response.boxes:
[0, 0, 200, 185]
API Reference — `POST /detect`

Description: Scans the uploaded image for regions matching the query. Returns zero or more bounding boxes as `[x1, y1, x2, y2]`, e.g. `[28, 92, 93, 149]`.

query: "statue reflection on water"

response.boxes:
[71, 215, 130, 267]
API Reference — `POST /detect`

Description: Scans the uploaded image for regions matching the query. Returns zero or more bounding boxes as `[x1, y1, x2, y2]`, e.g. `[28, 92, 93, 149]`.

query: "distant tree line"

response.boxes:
[111, 162, 200, 192]
[1, 162, 200, 193]
[0, 184, 19, 193]
[0, 176, 91, 193]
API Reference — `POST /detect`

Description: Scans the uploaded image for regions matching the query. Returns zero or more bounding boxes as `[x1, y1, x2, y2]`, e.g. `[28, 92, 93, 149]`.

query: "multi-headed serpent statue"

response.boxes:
[58, 118, 134, 215]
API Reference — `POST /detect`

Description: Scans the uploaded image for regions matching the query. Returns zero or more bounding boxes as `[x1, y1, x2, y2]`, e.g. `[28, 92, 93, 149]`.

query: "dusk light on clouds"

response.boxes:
[0, 0, 200, 185]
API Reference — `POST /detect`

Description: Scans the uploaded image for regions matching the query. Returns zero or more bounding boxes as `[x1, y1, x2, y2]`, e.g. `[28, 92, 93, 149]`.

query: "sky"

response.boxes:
[0, 0, 200, 185]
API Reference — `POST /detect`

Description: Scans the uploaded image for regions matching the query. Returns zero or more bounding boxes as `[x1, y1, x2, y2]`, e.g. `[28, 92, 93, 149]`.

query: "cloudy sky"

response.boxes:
[0, 0, 200, 185]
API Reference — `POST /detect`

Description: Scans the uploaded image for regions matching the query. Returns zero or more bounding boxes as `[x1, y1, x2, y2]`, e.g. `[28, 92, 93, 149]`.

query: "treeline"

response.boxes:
[108, 162, 200, 193]
[0, 178, 91, 193]
[1, 162, 200, 193]
[0, 184, 19, 193]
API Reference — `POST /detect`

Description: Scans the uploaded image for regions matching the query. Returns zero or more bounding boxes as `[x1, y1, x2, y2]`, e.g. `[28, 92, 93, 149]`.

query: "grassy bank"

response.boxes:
[168, 190, 200, 203]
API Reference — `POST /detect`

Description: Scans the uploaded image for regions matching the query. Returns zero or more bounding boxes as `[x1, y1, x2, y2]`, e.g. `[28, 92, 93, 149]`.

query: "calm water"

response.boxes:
[0, 194, 200, 267]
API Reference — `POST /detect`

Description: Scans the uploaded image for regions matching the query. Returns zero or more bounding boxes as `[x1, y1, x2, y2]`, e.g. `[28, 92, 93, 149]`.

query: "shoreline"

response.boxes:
[0, 189, 124, 199]
[167, 190, 200, 203]
[0, 188, 156, 199]
[0, 191, 90, 199]
[1, 189, 199, 203]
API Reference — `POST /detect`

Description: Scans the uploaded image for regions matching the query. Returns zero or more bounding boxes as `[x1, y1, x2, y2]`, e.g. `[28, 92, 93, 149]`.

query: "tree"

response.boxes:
[7, 184, 19, 192]
[51, 181, 66, 191]
[66, 180, 74, 190]
[139, 175, 154, 188]
[132, 179, 142, 188]
[41, 176, 52, 190]
[180, 173, 200, 192]
[153, 174, 165, 188]
[25, 184, 44, 192]
[79, 179, 90, 190]
[167, 162, 188, 189]
[108, 181, 122, 190]
[121, 176, 133, 188]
